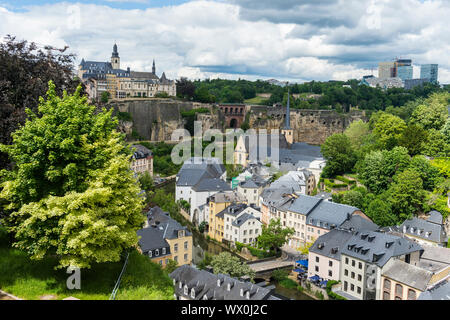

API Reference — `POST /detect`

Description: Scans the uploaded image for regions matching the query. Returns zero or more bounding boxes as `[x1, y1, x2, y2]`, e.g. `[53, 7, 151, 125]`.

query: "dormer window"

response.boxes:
[155, 249, 159, 256]
[179, 282, 183, 289]
[240, 288, 244, 297]
[246, 291, 250, 299]
[148, 251, 152, 258]
[191, 288, 196, 299]
[173, 279, 176, 285]
[162, 248, 166, 255]
[178, 230, 185, 238]
[184, 285, 188, 295]
[203, 295, 208, 300]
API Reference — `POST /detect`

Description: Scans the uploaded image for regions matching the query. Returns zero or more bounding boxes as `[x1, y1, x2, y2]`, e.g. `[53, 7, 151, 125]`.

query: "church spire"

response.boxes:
[152, 59, 156, 75]
[285, 87, 291, 129]
[112, 43, 119, 58]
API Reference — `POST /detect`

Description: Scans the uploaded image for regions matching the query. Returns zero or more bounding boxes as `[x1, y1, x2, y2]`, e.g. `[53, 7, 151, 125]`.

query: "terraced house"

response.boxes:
[137, 207, 193, 267]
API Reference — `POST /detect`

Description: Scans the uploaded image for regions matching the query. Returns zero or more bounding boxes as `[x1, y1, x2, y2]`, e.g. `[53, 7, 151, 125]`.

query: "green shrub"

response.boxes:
[117, 111, 133, 122]
[326, 280, 346, 300]
[279, 278, 298, 289]
[272, 269, 289, 282]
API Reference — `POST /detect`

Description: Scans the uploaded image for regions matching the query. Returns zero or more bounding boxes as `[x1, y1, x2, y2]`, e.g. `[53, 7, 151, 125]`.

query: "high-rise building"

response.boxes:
[378, 62, 396, 79]
[397, 65, 413, 81]
[420, 64, 439, 83]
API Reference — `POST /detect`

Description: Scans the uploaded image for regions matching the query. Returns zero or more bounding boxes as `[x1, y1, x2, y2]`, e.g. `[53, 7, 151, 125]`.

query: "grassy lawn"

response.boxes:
[244, 96, 268, 105]
[0, 227, 174, 300]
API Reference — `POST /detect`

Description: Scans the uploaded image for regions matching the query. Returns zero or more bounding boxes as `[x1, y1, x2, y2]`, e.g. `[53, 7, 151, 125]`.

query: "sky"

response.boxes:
[0, 0, 448, 83]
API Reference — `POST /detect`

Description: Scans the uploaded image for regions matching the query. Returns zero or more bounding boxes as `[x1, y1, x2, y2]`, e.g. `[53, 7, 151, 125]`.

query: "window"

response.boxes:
[384, 279, 391, 290]
[352, 260, 355, 267]
[345, 257, 349, 264]
[174, 256, 178, 262]
[184, 241, 188, 250]
[184, 254, 188, 261]
[316, 256, 319, 263]
[191, 288, 196, 299]
[351, 284, 354, 291]
[395, 284, 403, 299]
[358, 262, 362, 269]
[174, 244, 178, 253]
[315, 266, 319, 272]
[329, 260, 333, 267]
[184, 285, 188, 295]
[155, 249, 159, 256]
[162, 248, 166, 255]
[328, 270, 332, 277]
[344, 281, 348, 291]
[358, 274, 362, 282]
[148, 251, 152, 258]
[351, 272, 355, 279]
[383, 291, 390, 300]
[344, 269, 348, 276]
[407, 289, 416, 300]
[357, 287, 361, 294]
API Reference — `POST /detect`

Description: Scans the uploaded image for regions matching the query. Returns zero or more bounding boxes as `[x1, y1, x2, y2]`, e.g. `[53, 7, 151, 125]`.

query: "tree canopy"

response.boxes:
[0, 82, 145, 269]
[210, 252, 255, 280]
[257, 218, 294, 253]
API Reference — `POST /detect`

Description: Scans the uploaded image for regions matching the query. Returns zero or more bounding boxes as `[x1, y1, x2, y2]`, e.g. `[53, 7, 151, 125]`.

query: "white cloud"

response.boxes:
[0, 0, 448, 83]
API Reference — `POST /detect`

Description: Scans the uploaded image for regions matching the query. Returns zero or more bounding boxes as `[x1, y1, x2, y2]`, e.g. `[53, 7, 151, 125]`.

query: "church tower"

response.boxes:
[281, 88, 294, 145]
[152, 59, 156, 75]
[111, 43, 120, 70]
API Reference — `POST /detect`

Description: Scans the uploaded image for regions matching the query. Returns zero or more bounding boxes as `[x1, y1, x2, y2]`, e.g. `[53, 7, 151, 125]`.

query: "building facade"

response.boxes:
[420, 64, 439, 83]
[78, 44, 176, 101]
[131, 144, 153, 176]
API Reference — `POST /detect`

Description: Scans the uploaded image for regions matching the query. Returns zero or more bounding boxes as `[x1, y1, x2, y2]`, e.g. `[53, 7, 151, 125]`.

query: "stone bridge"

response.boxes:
[246, 258, 294, 282]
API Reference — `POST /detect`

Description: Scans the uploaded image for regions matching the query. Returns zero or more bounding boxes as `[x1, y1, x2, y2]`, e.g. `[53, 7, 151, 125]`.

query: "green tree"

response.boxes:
[365, 197, 397, 227]
[165, 259, 179, 274]
[344, 120, 370, 149]
[423, 129, 450, 157]
[321, 134, 357, 177]
[257, 218, 294, 254]
[408, 156, 441, 191]
[398, 124, 428, 156]
[372, 113, 406, 150]
[410, 92, 450, 131]
[138, 171, 154, 191]
[0, 82, 145, 269]
[441, 118, 450, 145]
[101, 91, 110, 103]
[341, 190, 365, 209]
[387, 169, 427, 221]
[210, 252, 255, 280]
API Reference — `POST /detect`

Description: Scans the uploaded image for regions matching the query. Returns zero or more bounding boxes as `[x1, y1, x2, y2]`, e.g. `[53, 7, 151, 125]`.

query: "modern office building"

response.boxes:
[420, 64, 439, 83]
[378, 62, 396, 79]
[397, 65, 413, 81]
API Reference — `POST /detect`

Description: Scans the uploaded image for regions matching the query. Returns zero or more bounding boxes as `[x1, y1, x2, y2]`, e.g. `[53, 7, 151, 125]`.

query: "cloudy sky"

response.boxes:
[0, 0, 449, 83]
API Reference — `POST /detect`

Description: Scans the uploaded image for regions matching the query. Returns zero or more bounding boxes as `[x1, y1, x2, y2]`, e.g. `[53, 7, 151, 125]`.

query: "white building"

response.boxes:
[175, 157, 229, 225]
[219, 203, 262, 246]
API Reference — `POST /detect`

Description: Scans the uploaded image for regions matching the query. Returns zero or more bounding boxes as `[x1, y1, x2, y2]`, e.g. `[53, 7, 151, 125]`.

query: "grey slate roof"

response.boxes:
[340, 215, 379, 232]
[217, 203, 248, 219]
[138, 206, 191, 253]
[130, 71, 159, 80]
[392, 211, 447, 244]
[232, 212, 259, 227]
[418, 280, 450, 300]
[307, 200, 359, 230]
[382, 259, 434, 291]
[341, 230, 423, 268]
[192, 178, 231, 192]
[176, 157, 226, 187]
[132, 144, 152, 160]
[309, 228, 354, 260]
[170, 265, 274, 300]
[146, 206, 192, 240]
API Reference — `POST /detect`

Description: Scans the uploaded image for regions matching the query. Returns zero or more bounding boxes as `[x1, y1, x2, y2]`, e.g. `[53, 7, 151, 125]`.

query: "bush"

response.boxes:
[324, 179, 348, 188]
[279, 278, 298, 289]
[117, 111, 133, 122]
[326, 280, 347, 300]
[272, 269, 289, 282]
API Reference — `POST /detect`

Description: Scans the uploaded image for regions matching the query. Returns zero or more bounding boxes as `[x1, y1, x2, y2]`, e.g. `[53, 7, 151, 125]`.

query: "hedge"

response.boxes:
[324, 179, 348, 189]
[326, 280, 347, 300]
[235, 242, 278, 259]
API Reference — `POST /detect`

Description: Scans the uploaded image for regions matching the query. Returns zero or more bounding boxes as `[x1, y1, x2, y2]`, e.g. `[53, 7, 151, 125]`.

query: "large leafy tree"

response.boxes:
[387, 169, 427, 221]
[0, 35, 82, 170]
[410, 92, 450, 131]
[365, 197, 397, 227]
[0, 82, 145, 269]
[372, 113, 406, 150]
[257, 218, 294, 254]
[321, 133, 357, 177]
[210, 252, 255, 280]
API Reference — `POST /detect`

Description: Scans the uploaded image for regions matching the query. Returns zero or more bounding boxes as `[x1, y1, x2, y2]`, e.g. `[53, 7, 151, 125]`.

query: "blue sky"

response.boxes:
[0, 0, 191, 11]
[0, 0, 448, 83]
